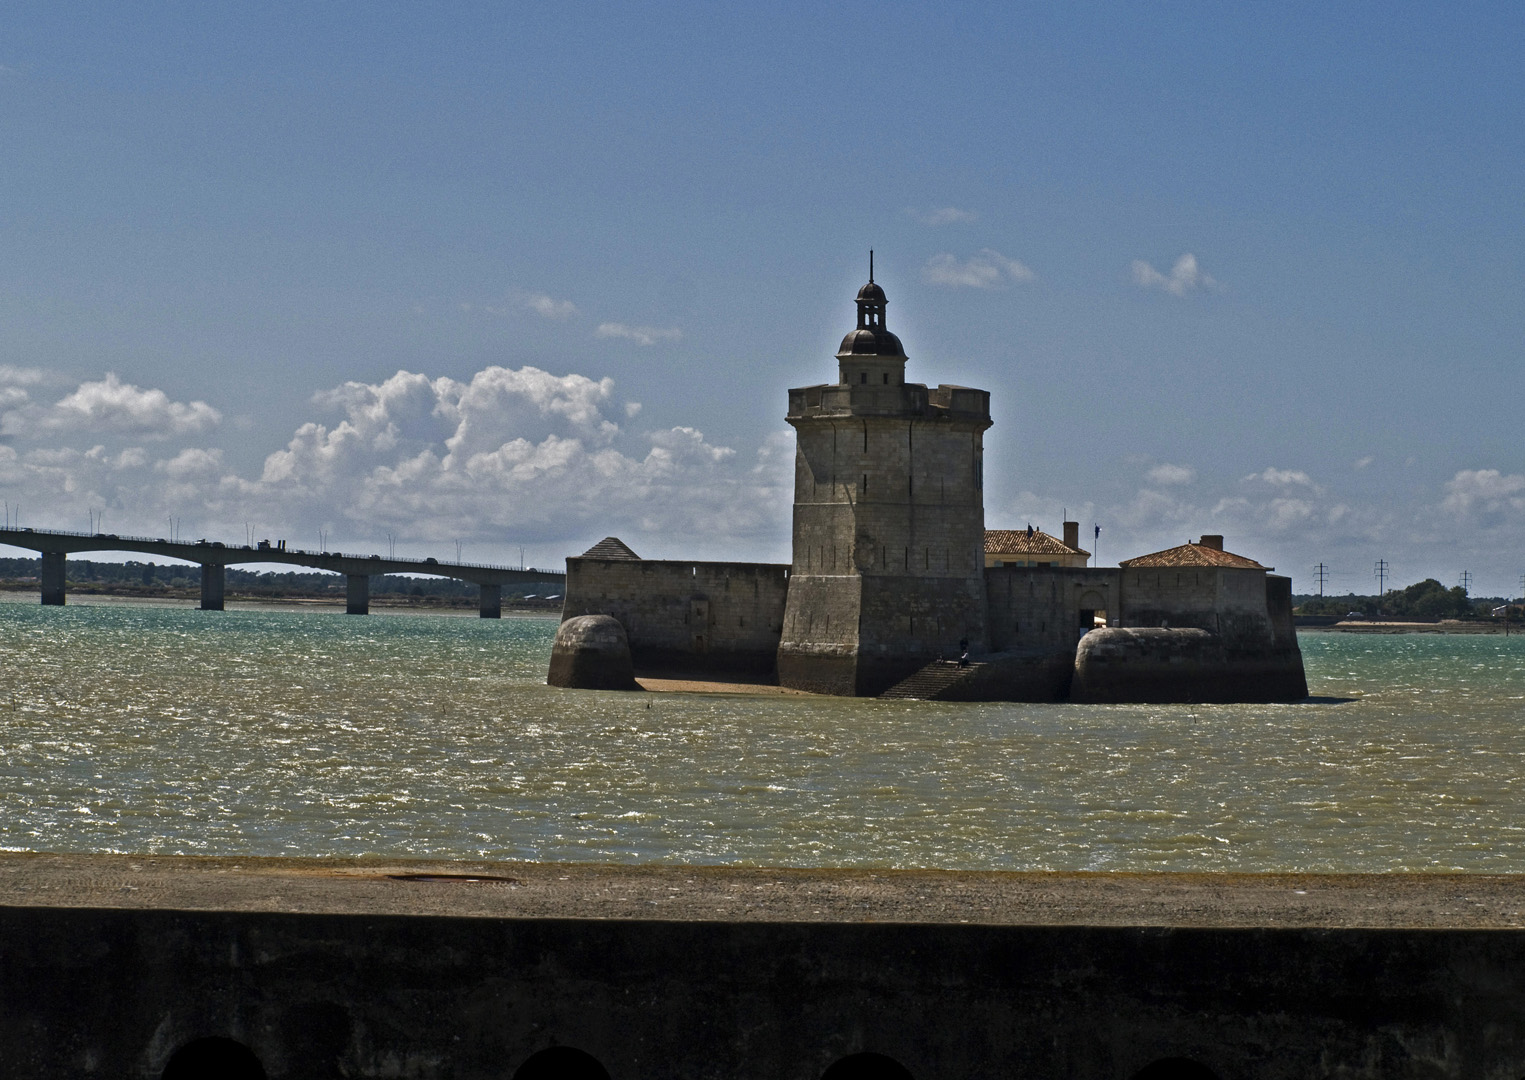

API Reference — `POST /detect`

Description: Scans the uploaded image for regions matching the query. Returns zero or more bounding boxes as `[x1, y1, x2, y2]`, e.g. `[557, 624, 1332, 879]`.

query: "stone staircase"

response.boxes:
[879, 659, 988, 701]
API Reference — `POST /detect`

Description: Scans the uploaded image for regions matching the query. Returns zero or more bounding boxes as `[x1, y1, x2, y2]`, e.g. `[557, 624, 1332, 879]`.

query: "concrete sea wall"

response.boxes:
[9, 883, 1525, 1079]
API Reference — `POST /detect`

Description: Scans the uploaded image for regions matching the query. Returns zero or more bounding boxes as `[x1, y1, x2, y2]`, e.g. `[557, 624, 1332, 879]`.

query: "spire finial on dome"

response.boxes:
[869, 249, 874, 283]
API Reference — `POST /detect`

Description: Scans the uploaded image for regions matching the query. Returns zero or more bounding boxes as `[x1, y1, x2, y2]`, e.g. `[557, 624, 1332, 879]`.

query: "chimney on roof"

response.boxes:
[1063, 521, 1079, 550]
[1199, 534, 1224, 551]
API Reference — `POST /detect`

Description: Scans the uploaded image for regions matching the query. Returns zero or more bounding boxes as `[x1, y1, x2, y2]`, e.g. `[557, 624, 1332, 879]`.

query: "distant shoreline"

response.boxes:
[1299, 620, 1517, 635]
[0, 582, 561, 615]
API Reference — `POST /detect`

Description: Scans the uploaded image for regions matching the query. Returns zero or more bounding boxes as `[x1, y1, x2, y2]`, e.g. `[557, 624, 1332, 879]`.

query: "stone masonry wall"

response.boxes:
[780, 395, 990, 695]
[984, 566, 1123, 653]
[1266, 574, 1297, 650]
[562, 558, 789, 674]
[1119, 567, 1273, 645]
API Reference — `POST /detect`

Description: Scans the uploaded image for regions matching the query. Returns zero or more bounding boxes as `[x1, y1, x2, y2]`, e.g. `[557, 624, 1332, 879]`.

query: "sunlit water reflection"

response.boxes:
[3, 596, 1523, 870]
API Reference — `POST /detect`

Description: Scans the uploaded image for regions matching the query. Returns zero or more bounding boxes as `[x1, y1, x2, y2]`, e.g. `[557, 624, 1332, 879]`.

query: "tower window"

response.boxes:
[882, 372, 889, 384]
[860, 372, 867, 384]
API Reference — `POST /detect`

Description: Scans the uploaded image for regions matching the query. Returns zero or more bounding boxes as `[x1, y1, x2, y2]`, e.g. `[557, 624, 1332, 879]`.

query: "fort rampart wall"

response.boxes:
[984, 565, 1122, 653]
[556, 561, 1304, 701]
[561, 558, 789, 673]
[1117, 566, 1275, 645]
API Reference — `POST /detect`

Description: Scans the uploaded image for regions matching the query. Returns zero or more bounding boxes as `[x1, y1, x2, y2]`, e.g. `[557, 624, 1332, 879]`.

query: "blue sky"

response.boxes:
[2, 2, 1522, 594]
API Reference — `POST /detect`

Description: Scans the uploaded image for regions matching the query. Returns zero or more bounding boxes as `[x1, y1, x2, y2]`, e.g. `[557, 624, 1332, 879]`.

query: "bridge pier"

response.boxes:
[200, 564, 225, 610]
[479, 583, 502, 619]
[346, 574, 370, 615]
[41, 552, 66, 606]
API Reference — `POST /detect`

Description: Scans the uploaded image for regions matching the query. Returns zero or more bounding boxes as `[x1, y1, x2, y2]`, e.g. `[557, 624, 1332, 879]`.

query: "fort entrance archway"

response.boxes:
[1078, 588, 1108, 632]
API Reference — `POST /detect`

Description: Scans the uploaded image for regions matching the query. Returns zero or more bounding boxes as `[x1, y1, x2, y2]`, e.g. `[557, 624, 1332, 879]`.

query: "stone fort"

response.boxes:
[552, 265, 1305, 702]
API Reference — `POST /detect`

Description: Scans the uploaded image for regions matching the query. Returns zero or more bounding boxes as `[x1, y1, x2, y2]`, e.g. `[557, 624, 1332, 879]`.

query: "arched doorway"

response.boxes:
[1078, 588, 1108, 632]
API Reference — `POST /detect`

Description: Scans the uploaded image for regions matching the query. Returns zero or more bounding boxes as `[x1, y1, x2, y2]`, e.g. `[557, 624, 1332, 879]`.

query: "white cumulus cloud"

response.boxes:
[1441, 469, 1525, 520]
[922, 249, 1036, 288]
[0, 373, 221, 438]
[1246, 467, 1317, 489]
[155, 447, 225, 479]
[1146, 463, 1196, 486]
[0, 364, 797, 558]
[907, 206, 978, 226]
[517, 291, 578, 319]
[1131, 253, 1219, 297]
[228, 365, 786, 553]
[596, 323, 682, 346]
[0, 366, 48, 387]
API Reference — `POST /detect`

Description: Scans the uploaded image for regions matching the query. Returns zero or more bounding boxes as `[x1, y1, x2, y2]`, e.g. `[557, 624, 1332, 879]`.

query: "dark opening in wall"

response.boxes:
[821, 1051, 915, 1080]
[161, 1036, 266, 1080]
[1130, 1057, 1221, 1080]
[513, 1046, 612, 1080]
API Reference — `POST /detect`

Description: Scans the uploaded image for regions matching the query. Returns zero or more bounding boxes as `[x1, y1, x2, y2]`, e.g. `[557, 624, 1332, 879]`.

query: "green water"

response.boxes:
[2, 596, 1523, 870]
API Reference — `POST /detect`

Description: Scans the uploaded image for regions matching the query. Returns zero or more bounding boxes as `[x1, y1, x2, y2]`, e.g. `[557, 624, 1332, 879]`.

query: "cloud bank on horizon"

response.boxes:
[3, 364, 1522, 592]
[0, 365, 791, 564]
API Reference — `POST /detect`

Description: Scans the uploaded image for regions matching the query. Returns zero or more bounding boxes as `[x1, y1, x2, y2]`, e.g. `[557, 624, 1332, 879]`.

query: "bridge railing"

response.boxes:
[0, 528, 563, 576]
[281, 549, 561, 575]
[0, 527, 173, 543]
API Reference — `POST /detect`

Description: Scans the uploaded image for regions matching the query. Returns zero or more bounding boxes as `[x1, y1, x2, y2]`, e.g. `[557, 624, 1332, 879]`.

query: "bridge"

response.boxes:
[0, 527, 564, 618]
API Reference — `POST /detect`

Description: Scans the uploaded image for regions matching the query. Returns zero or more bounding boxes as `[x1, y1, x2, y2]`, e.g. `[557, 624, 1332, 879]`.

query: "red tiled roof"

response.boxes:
[1119, 542, 1267, 570]
[580, 536, 641, 560]
[984, 529, 1089, 558]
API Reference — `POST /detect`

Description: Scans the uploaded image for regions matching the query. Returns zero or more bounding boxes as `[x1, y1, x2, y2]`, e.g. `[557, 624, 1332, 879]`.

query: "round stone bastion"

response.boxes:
[547, 614, 640, 691]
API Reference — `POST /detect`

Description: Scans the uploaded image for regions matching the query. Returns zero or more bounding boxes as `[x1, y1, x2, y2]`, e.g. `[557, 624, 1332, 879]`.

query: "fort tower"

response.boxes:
[777, 263, 992, 695]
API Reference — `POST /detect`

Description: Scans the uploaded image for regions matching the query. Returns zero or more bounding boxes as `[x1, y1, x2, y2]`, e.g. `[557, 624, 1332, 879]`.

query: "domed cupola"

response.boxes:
[837, 252, 906, 360]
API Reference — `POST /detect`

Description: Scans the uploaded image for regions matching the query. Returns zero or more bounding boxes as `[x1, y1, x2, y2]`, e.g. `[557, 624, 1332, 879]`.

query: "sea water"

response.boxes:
[2, 595, 1523, 871]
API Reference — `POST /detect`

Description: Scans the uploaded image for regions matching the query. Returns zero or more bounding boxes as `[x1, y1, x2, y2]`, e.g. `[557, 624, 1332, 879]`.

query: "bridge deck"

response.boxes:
[0, 527, 563, 586]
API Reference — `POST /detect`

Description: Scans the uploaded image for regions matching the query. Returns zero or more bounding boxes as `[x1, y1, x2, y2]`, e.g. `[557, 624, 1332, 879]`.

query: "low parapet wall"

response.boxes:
[6, 856, 1525, 1079]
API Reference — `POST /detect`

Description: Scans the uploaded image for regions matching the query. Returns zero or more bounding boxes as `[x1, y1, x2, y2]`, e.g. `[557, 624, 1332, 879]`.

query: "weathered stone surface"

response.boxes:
[1071, 627, 1307, 704]
[778, 389, 993, 695]
[560, 559, 789, 675]
[547, 614, 639, 691]
[953, 649, 1077, 702]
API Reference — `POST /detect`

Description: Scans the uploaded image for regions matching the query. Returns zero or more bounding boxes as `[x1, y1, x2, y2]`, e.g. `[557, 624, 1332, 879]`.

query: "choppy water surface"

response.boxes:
[2, 596, 1524, 870]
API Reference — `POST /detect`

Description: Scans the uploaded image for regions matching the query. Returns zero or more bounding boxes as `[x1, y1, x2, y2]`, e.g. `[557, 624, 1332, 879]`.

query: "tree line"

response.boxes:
[1294, 578, 1511, 619]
